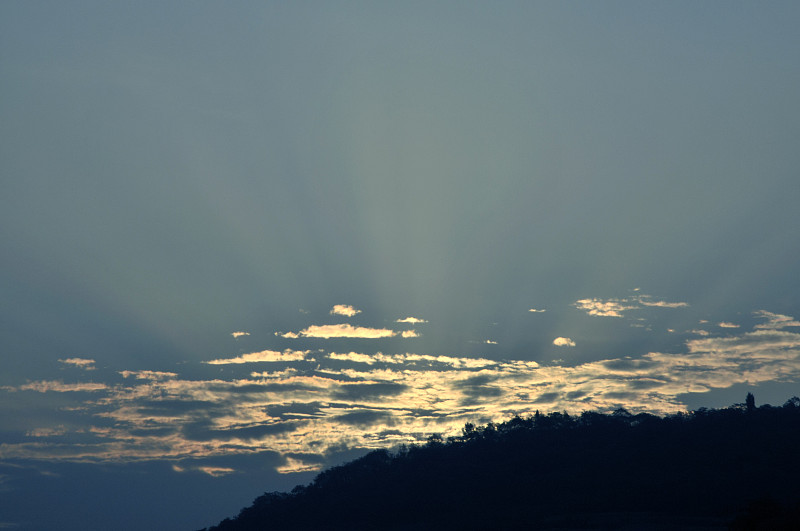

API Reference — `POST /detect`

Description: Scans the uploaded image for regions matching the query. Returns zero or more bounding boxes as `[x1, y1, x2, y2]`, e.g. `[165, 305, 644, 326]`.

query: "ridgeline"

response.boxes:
[199, 395, 800, 530]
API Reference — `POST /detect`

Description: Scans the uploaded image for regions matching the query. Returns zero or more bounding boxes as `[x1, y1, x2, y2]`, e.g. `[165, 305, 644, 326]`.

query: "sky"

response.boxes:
[2, 2, 800, 529]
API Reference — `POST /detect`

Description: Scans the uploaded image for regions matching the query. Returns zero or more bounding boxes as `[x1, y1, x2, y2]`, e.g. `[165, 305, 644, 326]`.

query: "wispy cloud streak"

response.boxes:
[575, 293, 688, 318]
[278, 324, 396, 339]
[58, 358, 96, 369]
[206, 350, 308, 365]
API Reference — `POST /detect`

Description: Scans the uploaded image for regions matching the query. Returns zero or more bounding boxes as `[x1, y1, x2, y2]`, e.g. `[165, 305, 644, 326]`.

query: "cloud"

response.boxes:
[231, 331, 250, 339]
[333, 409, 395, 427]
[553, 337, 576, 347]
[58, 358, 96, 370]
[205, 350, 308, 365]
[575, 294, 688, 317]
[26, 427, 68, 437]
[14, 381, 107, 393]
[330, 305, 361, 317]
[329, 352, 377, 364]
[119, 370, 178, 380]
[484, 340, 498, 345]
[197, 466, 235, 477]
[6, 315, 800, 479]
[276, 457, 323, 474]
[328, 352, 497, 369]
[333, 382, 408, 400]
[754, 310, 800, 329]
[401, 330, 419, 338]
[528, 308, 546, 313]
[719, 322, 740, 328]
[396, 317, 428, 324]
[574, 298, 636, 317]
[278, 324, 396, 339]
[637, 298, 689, 308]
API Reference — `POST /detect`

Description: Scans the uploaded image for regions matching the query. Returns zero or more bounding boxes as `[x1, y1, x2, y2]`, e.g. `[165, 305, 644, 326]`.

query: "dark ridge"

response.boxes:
[199, 394, 800, 530]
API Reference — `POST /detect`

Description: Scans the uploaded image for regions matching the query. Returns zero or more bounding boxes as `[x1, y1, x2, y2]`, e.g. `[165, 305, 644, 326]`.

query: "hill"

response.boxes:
[199, 395, 800, 530]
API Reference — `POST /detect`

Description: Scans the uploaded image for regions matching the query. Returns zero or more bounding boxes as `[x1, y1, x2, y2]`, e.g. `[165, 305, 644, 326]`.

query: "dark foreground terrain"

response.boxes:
[200, 395, 800, 530]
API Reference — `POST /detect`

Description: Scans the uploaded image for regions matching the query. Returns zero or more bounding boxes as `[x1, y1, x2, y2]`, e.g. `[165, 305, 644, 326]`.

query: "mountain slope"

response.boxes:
[200, 397, 800, 530]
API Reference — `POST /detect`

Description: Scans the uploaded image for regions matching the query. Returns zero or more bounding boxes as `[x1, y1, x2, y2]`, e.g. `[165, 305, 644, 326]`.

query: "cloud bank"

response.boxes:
[5, 302, 800, 485]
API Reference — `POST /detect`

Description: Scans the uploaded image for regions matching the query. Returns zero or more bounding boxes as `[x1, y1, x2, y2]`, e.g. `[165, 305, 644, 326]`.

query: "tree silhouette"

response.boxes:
[746, 392, 756, 411]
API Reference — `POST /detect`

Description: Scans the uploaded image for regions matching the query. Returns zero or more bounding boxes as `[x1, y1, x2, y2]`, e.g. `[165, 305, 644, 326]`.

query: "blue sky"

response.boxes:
[2, 2, 800, 529]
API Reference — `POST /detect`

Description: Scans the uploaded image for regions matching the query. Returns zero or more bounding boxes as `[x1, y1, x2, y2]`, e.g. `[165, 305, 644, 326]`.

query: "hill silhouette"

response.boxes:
[199, 394, 800, 530]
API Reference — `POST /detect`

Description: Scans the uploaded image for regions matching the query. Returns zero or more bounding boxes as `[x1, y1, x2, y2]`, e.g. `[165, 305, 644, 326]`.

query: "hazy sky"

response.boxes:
[2, 2, 800, 529]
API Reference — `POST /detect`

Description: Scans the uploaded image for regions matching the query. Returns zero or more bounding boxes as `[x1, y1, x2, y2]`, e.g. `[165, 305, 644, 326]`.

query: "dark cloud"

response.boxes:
[206, 383, 276, 394]
[136, 400, 220, 416]
[333, 410, 396, 428]
[127, 426, 179, 437]
[565, 390, 588, 400]
[182, 421, 302, 442]
[603, 392, 641, 400]
[459, 385, 504, 399]
[456, 374, 499, 387]
[600, 358, 660, 371]
[264, 402, 326, 420]
[332, 383, 408, 400]
[628, 379, 669, 390]
[533, 392, 561, 403]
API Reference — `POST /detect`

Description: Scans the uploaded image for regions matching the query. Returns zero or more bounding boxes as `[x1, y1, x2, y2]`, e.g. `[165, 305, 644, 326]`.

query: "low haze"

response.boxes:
[2, 2, 799, 529]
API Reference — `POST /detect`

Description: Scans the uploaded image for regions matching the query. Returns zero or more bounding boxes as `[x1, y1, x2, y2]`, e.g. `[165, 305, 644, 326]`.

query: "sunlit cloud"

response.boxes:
[528, 308, 546, 313]
[12, 381, 107, 393]
[396, 317, 428, 324]
[276, 457, 323, 474]
[553, 337, 576, 347]
[401, 330, 419, 338]
[575, 294, 688, 317]
[574, 298, 636, 317]
[754, 310, 800, 330]
[249, 368, 300, 379]
[329, 351, 378, 364]
[278, 324, 396, 339]
[197, 466, 235, 477]
[637, 297, 689, 308]
[330, 304, 361, 317]
[120, 370, 178, 380]
[58, 358, 96, 370]
[26, 427, 68, 437]
[231, 331, 250, 339]
[689, 329, 710, 336]
[484, 340, 498, 345]
[719, 322, 740, 328]
[205, 350, 308, 365]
